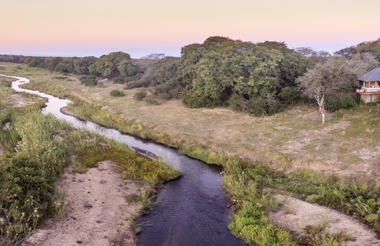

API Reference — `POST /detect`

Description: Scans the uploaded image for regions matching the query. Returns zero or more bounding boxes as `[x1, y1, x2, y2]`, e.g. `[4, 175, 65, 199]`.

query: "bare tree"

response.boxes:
[297, 53, 378, 124]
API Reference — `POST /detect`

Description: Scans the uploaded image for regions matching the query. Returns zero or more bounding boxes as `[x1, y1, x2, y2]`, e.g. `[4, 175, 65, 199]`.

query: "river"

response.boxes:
[4, 75, 244, 246]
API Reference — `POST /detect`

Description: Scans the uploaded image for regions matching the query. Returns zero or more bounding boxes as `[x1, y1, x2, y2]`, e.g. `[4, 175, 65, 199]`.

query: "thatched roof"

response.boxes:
[359, 67, 380, 81]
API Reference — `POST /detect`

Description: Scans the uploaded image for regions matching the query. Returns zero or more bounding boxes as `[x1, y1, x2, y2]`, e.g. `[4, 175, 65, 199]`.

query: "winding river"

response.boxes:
[4, 75, 244, 246]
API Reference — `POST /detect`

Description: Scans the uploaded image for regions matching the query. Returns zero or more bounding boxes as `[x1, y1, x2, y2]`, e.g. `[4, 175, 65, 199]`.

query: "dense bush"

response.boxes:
[134, 91, 147, 101]
[0, 111, 68, 243]
[134, 37, 310, 115]
[89, 52, 141, 79]
[110, 89, 125, 97]
[80, 76, 97, 86]
[325, 94, 358, 112]
[278, 87, 300, 105]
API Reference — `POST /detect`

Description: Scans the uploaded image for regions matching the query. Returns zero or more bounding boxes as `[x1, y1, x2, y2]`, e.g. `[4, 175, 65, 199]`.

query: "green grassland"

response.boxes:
[1, 63, 379, 245]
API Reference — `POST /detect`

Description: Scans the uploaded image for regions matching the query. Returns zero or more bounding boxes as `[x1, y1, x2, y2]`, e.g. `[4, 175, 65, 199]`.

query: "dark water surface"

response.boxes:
[8, 75, 244, 246]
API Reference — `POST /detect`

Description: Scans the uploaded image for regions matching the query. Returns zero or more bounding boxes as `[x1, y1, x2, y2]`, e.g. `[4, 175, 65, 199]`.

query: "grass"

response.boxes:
[0, 73, 180, 244]
[75, 146, 180, 186]
[223, 157, 380, 244]
[1, 63, 379, 245]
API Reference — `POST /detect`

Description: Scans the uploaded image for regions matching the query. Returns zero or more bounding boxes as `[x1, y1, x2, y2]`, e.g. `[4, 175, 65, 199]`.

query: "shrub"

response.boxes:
[110, 89, 125, 97]
[143, 95, 160, 105]
[181, 90, 225, 108]
[134, 91, 147, 101]
[113, 76, 125, 84]
[325, 94, 357, 112]
[245, 97, 267, 116]
[228, 93, 247, 112]
[278, 87, 300, 105]
[80, 76, 97, 86]
[54, 76, 67, 80]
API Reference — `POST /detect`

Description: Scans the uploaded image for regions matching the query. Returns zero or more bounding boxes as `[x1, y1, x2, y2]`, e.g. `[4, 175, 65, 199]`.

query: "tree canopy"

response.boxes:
[143, 36, 310, 115]
[335, 38, 380, 60]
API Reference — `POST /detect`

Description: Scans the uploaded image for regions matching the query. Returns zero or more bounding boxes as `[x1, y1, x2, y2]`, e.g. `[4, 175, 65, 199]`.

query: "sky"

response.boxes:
[1, 0, 380, 58]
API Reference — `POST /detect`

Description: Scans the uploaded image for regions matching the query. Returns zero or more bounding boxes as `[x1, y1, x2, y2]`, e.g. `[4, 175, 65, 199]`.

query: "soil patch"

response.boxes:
[269, 194, 380, 246]
[23, 160, 142, 246]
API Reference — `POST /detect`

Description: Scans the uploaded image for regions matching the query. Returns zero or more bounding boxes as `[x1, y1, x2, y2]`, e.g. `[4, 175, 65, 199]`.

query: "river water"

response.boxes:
[5, 75, 244, 246]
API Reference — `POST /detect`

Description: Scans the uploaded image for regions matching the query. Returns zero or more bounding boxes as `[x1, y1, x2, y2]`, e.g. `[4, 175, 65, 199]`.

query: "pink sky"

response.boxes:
[1, 0, 380, 57]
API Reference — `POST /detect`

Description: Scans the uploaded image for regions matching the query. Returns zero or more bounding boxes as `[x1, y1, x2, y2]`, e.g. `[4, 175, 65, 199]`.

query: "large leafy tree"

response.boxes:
[176, 37, 309, 114]
[89, 52, 140, 79]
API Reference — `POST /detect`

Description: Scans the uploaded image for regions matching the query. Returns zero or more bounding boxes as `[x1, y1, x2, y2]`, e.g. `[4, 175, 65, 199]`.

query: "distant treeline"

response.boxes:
[1, 36, 379, 116]
[335, 38, 380, 59]
[0, 52, 143, 83]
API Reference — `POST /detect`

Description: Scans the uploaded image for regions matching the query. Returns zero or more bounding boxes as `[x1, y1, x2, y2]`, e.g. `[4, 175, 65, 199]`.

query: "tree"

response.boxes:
[297, 54, 377, 124]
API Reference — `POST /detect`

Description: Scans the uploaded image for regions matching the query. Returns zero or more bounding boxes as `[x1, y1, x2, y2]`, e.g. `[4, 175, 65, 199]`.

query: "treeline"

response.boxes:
[1, 36, 379, 116]
[335, 38, 380, 60]
[132, 37, 379, 115]
[0, 52, 143, 85]
[130, 37, 312, 115]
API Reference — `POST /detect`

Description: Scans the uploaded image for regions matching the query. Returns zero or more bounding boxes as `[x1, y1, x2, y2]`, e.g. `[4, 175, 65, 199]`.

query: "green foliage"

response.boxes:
[223, 159, 296, 245]
[110, 89, 125, 97]
[278, 87, 300, 105]
[89, 52, 141, 79]
[21, 52, 140, 80]
[73, 56, 97, 75]
[140, 57, 179, 87]
[325, 94, 358, 112]
[134, 91, 147, 101]
[0, 110, 68, 243]
[140, 36, 309, 115]
[270, 169, 380, 233]
[80, 76, 97, 86]
[76, 147, 180, 185]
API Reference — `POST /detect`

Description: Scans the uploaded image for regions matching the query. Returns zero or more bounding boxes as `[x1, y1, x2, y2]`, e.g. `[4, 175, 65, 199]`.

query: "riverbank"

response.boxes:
[0, 74, 180, 245]
[1, 63, 379, 245]
[23, 161, 144, 245]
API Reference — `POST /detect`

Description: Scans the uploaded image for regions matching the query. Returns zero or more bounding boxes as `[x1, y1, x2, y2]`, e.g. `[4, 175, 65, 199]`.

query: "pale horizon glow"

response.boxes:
[1, 0, 380, 58]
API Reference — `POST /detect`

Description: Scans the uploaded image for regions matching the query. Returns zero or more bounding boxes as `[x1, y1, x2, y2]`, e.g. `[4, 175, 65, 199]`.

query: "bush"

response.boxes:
[325, 94, 357, 112]
[110, 89, 125, 97]
[134, 91, 147, 101]
[143, 95, 160, 105]
[228, 93, 247, 112]
[278, 87, 300, 105]
[181, 90, 225, 108]
[80, 76, 97, 86]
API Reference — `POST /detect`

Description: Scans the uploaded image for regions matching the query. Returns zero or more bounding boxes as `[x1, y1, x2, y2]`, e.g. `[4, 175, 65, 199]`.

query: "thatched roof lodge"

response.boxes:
[357, 67, 380, 103]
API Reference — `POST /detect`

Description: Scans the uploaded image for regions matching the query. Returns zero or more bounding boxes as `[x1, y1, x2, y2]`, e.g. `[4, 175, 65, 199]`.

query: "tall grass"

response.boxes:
[223, 159, 296, 245]
[0, 105, 180, 244]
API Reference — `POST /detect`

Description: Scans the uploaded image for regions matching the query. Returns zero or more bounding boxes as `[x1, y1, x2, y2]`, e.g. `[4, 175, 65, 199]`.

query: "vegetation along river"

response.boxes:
[5, 74, 245, 246]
